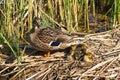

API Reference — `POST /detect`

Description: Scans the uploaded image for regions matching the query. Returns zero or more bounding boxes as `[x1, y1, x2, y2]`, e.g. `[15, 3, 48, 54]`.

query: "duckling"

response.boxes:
[83, 52, 93, 62]
[68, 44, 94, 62]
[80, 45, 94, 62]
[67, 44, 85, 60]
[67, 45, 77, 60]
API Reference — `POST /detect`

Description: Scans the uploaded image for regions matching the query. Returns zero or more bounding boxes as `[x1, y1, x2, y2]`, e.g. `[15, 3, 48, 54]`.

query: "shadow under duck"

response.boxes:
[27, 18, 80, 57]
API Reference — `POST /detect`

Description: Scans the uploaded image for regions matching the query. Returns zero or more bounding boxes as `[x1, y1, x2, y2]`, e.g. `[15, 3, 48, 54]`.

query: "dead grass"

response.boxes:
[0, 27, 120, 80]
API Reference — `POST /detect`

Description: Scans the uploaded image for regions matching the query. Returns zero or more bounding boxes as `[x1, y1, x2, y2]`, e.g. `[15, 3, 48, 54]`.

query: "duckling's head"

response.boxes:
[71, 45, 77, 51]
[84, 53, 93, 63]
[80, 44, 88, 53]
[81, 44, 88, 50]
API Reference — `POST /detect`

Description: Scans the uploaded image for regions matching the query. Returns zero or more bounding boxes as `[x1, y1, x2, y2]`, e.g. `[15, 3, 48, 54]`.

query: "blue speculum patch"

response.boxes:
[50, 42, 61, 46]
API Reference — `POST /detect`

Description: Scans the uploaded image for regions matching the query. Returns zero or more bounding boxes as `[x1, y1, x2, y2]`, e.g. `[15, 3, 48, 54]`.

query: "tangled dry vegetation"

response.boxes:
[0, 27, 120, 80]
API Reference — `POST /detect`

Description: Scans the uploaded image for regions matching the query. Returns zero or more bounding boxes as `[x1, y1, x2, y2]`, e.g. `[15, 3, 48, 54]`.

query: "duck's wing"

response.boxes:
[56, 35, 73, 42]
[31, 36, 54, 51]
[47, 34, 73, 47]
[38, 35, 56, 43]
[37, 27, 67, 44]
[40, 27, 58, 36]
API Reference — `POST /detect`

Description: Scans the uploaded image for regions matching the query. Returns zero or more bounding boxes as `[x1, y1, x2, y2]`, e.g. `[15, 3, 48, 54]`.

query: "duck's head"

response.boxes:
[26, 17, 41, 43]
[29, 17, 41, 34]
[32, 17, 41, 27]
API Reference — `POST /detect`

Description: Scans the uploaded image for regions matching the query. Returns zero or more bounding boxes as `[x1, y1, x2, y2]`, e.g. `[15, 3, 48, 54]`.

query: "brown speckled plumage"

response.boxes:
[26, 17, 81, 57]
[27, 23, 72, 52]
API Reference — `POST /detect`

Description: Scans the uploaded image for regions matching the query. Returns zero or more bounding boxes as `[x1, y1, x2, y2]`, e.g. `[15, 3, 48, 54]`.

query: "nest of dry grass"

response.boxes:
[0, 28, 120, 80]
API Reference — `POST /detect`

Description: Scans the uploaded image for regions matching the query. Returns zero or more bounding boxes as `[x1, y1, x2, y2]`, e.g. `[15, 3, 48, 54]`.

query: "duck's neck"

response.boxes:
[30, 28, 40, 41]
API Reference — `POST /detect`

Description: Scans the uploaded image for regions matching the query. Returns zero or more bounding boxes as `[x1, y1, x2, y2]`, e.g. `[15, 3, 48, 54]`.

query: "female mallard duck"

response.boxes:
[27, 19, 79, 57]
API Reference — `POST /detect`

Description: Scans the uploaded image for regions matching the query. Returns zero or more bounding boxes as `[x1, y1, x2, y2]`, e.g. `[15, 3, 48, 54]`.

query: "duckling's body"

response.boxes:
[83, 52, 93, 62]
[68, 44, 85, 60]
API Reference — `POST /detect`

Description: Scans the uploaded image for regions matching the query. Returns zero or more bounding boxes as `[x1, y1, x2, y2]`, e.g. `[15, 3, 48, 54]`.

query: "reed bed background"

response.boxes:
[0, 0, 120, 63]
